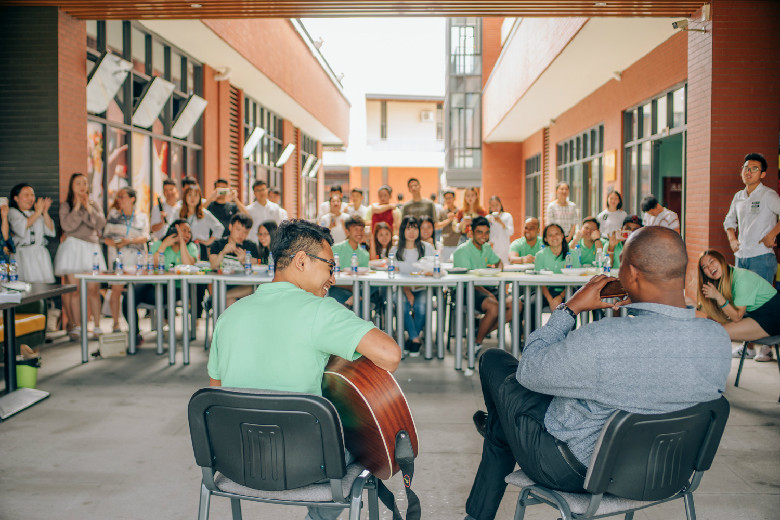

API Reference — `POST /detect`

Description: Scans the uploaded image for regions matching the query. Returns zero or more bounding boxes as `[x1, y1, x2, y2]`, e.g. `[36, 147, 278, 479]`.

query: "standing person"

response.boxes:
[419, 215, 437, 249]
[54, 172, 107, 340]
[255, 220, 279, 265]
[318, 185, 347, 218]
[698, 249, 780, 361]
[430, 192, 443, 216]
[641, 195, 680, 232]
[401, 177, 436, 221]
[103, 187, 150, 332]
[150, 179, 181, 240]
[267, 187, 289, 221]
[346, 188, 367, 219]
[179, 184, 223, 260]
[723, 152, 780, 285]
[508, 218, 542, 264]
[534, 224, 581, 310]
[370, 221, 393, 260]
[463, 228, 731, 520]
[545, 182, 580, 242]
[390, 216, 436, 355]
[1, 197, 15, 264]
[319, 195, 347, 243]
[437, 189, 460, 262]
[8, 183, 55, 282]
[365, 185, 401, 234]
[597, 190, 628, 239]
[486, 196, 514, 266]
[246, 180, 285, 242]
[568, 217, 606, 266]
[454, 187, 487, 238]
[205, 178, 248, 236]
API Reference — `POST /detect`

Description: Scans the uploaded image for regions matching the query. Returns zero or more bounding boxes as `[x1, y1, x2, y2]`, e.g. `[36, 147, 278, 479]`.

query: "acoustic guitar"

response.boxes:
[322, 355, 419, 481]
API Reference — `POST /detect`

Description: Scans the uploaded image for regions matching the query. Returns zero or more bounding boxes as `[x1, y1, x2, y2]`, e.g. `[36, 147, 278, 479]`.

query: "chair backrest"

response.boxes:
[188, 387, 347, 491]
[584, 396, 730, 501]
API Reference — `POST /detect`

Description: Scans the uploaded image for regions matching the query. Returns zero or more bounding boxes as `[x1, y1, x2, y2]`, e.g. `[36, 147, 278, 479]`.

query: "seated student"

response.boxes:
[419, 215, 437, 250]
[508, 217, 541, 264]
[698, 249, 780, 361]
[568, 216, 606, 266]
[255, 220, 279, 265]
[370, 221, 393, 261]
[606, 215, 643, 269]
[534, 223, 581, 310]
[453, 216, 514, 354]
[389, 216, 437, 355]
[210, 213, 260, 307]
[328, 215, 370, 306]
[151, 179, 181, 240]
[123, 220, 197, 344]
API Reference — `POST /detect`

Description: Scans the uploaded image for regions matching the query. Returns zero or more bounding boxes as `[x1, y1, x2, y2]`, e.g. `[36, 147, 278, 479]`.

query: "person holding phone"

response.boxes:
[606, 215, 643, 269]
[7, 183, 55, 282]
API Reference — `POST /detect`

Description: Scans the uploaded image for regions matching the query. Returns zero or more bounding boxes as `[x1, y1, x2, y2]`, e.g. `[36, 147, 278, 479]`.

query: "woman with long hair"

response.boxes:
[103, 187, 149, 332]
[179, 184, 224, 259]
[256, 220, 279, 265]
[454, 187, 486, 238]
[418, 215, 437, 249]
[8, 183, 55, 282]
[534, 223, 581, 309]
[54, 173, 107, 340]
[698, 249, 780, 361]
[370, 221, 393, 260]
[389, 216, 436, 355]
[545, 182, 580, 242]
[487, 195, 514, 265]
[597, 190, 628, 239]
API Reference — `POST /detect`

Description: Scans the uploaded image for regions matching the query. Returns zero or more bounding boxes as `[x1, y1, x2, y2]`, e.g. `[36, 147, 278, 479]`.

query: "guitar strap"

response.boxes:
[376, 430, 421, 520]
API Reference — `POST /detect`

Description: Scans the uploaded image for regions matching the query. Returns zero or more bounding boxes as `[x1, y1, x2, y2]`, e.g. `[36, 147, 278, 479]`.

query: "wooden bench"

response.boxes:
[0, 300, 48, 353]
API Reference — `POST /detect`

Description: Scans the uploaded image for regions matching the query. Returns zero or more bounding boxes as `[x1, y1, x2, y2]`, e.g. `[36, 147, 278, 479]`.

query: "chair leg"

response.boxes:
[197, 483, 211, 520]
[775, 345, 780, 402]
[624, 511, 634, 520]
[683, 492, 697, 520]
[230, 498, 242, 520]
[514, 488, 530, 520]
[734, 340, 749, 387]
[367, 478, 380, 520]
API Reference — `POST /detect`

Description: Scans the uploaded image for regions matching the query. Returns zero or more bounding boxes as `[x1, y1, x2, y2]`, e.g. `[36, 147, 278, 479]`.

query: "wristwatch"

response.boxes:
[555, 302, 577, 320]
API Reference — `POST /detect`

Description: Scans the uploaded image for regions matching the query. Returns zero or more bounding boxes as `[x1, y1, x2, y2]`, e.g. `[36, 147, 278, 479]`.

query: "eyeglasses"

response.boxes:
[742, 165, 761, 174]
[289, 253, 336, 276]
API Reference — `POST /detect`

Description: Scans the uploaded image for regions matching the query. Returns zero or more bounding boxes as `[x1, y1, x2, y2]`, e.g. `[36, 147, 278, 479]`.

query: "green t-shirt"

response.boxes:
[572, 238, 607, 266]
[534, 246, 581, 273]
[611, 242, 625, 269]
[509, 237, 542, 257]
[731, 267, 778, 312]
[331, 240, 369, 269]
[150, 240, 199, 287]
[207, 282, 375, 395]
[452, 239, 500, 270]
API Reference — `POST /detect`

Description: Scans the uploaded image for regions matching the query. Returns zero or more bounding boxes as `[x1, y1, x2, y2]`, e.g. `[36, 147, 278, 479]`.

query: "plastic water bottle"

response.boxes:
[8, 259, 18, 282]
[596, 249, 604, 270]
[136, 251, 143, 274]
[268, 252, 275, 276]
[0, 260, 7, 282]
[115, 251, 124, 275]
[575, 244, 582, 265]
[387, 253, 396, 279]
[351, 252, 359, 275]
[92, 251, 100, 275]
[244, 251, 252, 275]
[146, 252, 153, 273]
[604, 253, 612, 274]
[564, 252, 573, 269]
[333, 253, 340, 274]
[433, 253, 441, 278]
[157, 252, 165, 274]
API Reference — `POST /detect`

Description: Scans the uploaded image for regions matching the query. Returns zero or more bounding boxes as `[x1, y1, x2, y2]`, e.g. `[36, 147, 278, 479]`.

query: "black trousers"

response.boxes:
[465, 349, 586, 520]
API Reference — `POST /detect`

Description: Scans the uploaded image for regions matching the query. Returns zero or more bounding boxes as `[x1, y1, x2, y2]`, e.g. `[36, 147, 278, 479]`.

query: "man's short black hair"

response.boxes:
[640, 195, 659, 213]
[344, 215, 365, 230]
[623, 215, 643, 227]
[214, 178, 229, 187]
[163, 179, 176, 188]
[252, 179, 268, 190]
[407, 177, 421, 187]
[443, 190, 455, 197]
[329, 185, 343, 193]
[272, 219, 334, 271]
[230, 213, 253, 229]
[351, 188, 363, 195]
[744, 152, 767, 172]
[269, 187, 281, 195]
[472, 216, 490, 230]
[182, 177, 198, 187]
[583, 216, 600, 229]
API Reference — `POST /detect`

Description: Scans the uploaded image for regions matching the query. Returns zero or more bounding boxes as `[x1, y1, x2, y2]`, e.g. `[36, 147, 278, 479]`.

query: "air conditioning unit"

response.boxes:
[420, 110, 434, 122]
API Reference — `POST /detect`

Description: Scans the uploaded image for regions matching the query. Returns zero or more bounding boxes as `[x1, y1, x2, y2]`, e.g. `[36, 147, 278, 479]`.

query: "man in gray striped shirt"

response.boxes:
[464, 227, 731, 520]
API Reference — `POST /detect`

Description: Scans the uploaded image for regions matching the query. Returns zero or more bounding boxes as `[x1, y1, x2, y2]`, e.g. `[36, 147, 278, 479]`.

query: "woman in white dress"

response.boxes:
[545, 182, 580, 242]
[179, 184, 223, 260]
[54, 172, 107, 340]
[486, 195, 515, 266]
[8, 183, 56, 283]
[103, 187, 150, 332]
[318, 195, 347, 243]
[596, 190, 628, 239]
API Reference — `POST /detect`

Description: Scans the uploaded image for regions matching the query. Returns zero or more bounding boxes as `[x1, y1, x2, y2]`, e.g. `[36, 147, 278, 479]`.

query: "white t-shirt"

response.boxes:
[597, 209, 628, 238]
[319, 213, 347, 243]
[150, 200, 182, 240]
[643, 207, 679, 231]
[247, 200, 285, 243]
[389, 242, 436, 274]
[723, 183, 780, 259]
[318, 200, 349, 218]
[487, 211, 514, 266]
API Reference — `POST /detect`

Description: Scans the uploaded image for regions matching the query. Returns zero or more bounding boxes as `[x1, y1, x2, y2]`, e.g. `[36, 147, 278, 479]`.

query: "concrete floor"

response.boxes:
[0, 319, 778, 520]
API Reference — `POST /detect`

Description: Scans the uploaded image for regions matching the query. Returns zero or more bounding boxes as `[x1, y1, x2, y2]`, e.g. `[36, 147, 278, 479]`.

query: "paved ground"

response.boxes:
[0, 319, 778, 520]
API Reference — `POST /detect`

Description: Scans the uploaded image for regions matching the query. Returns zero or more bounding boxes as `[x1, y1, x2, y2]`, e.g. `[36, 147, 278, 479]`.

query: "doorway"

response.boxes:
[652, 132, 684, 218]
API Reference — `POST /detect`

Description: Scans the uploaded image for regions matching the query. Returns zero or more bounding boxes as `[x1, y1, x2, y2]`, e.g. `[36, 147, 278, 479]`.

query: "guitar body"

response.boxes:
[322, 356, 419, 480]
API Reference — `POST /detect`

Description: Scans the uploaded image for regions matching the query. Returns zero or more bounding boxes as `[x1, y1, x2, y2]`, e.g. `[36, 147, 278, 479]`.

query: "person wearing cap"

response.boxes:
[606, 215, 643, 268]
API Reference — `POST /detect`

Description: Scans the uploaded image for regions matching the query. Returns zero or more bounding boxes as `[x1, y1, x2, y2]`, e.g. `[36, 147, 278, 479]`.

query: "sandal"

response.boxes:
[68, 326, 82, 342]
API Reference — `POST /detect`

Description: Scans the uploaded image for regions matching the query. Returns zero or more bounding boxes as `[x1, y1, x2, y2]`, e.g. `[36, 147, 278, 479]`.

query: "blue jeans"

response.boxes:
[736, 253, 777, 285]
[328, 286, 353, 306]
[403, 289, 426, 340]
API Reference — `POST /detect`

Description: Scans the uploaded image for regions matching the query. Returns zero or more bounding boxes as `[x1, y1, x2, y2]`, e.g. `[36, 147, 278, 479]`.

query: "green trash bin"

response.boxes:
[16, 358, 41, 389]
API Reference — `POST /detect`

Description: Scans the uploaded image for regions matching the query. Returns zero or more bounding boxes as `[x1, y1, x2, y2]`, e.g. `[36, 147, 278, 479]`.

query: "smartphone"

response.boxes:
[0, 197, 7, 207]
[218, 188, 230, 196]
[600, 279, 627, 298]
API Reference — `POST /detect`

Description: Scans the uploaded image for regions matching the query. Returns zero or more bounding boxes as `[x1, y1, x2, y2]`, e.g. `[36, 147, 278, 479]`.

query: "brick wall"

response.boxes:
[481, 18, 503, 89]
[482, 142, 523, 240]
[58, 9, 87, 195]
[282, 119, 298, 218]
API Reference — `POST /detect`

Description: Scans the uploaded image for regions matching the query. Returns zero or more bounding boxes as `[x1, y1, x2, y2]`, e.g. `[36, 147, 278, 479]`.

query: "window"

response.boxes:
[380, 101, 387, 140]
[556, 124, 604, 218]
[525, 154, 542, 219]
[301, 133, 319, 219]
[243, 96, 284, 203]
[435, 103, 443, 141]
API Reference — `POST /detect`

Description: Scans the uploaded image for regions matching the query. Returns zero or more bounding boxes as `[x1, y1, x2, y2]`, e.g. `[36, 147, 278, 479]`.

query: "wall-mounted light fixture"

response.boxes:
[276, 144, 296, 167]
[242, 127, 265, 158]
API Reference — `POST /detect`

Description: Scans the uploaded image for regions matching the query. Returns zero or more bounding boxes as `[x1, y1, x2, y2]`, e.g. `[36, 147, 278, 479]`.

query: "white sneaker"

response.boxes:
[754, 346, 774, 362]
[732, 345, 755, 358]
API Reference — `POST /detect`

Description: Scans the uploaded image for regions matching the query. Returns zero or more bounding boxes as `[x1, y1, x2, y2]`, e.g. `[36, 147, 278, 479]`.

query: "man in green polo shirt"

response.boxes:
[329, 215, 370, 306]
[452, 216, 516, 352]
[509, 217, 542, 264]
[569, 216, 607, 266]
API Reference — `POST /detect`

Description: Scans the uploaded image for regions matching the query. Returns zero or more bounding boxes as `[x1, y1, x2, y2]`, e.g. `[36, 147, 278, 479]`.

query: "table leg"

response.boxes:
[362, 280, 370, 321]
[436, 286, 445, 359]
[127, 282, 136, 355]
[396, 287, 405, 357]
[535, 287, 543, 330]
[385, 286, 394, 337]
[80, 277, 89, 363]
[511, 281, 520, 358]
[155, 283, 164, 355]
[190, 282, 197, 341]
[219, 280, 227, 319]
[467, 280, 475, 369]
[352, 279, 360, 316]
[424, 286, 433, 359]
[454, 282, 464, 370]
[168, 280, 176, 365]
[523, 285, 532, 354]
[3, 308, 17, 392]
[497, 280, 506, 351]
[182, 279, 190, 366]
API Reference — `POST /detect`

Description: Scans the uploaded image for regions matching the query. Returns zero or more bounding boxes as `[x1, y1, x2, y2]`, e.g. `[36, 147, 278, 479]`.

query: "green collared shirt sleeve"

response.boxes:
[312, 297, 374, 360]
